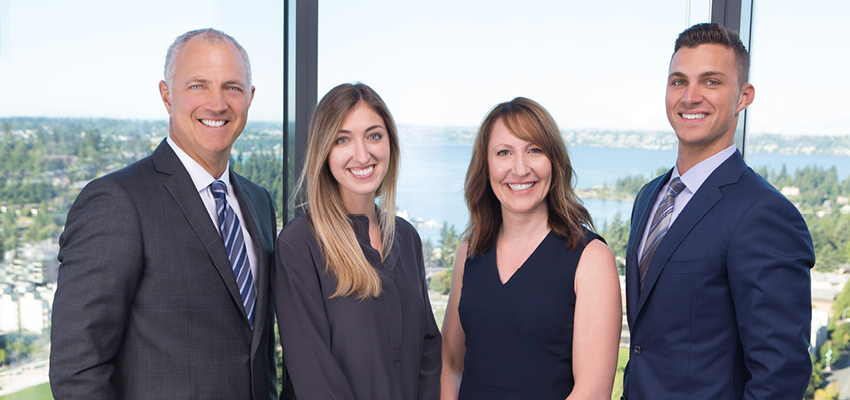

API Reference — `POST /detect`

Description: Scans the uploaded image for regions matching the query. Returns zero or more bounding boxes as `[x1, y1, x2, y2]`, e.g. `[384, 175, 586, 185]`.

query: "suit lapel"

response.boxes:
[230, 172, 270, 353]
[626, 171, 669, 326]
[152, 140, 251, 327]
[635, 151, 748, 316]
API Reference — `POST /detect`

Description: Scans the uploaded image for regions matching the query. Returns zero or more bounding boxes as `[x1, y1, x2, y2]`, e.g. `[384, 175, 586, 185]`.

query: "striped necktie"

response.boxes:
[211, 180, 256, 328]
[639, 177, 686, 290]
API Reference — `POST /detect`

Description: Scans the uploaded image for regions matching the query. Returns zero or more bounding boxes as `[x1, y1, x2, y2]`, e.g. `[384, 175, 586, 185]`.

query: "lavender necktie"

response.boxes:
[639, 177, 686, 290]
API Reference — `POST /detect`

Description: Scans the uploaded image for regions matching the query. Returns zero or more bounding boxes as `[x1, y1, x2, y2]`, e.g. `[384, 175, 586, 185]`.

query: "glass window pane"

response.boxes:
[319, 0, 710, 271]
[0, 1, 283, 396]
[746, 0, 850, 363]
[318, 4, 711, 395]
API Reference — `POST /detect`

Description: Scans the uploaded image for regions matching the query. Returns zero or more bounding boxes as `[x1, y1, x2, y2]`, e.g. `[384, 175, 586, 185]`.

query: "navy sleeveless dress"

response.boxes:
[458, 230, 603, 400]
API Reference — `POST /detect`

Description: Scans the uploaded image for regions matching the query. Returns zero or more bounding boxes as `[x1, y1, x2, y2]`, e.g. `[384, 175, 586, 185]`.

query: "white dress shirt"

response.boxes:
[167, 136, 259, 283]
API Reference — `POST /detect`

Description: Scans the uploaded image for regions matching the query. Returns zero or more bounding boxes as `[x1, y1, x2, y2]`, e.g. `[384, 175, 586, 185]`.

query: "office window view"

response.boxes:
[0, 0, 846, 399]
[745, 2, 850, 398]
[319, 0, 710, 272]
[0, 0, 284, 397]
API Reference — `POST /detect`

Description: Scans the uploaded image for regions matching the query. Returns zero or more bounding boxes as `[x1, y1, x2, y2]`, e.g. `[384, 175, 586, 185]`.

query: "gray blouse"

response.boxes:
[273, 215, 441, 400]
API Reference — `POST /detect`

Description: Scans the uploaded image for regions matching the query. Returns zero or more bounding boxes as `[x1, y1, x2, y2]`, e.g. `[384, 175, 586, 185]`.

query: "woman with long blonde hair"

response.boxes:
[272, 82, 441, 400]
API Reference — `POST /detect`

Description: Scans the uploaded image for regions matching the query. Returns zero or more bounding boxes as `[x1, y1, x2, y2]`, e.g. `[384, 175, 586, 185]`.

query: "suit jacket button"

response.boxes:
[632, 345, 642, 355]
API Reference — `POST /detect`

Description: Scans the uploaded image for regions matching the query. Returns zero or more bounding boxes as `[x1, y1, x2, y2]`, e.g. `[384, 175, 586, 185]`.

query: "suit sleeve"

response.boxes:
[414, 232, 442, 400]
[727, 194, 815, 400]
[49, 179, 143, 400]
[272, 231, 358, 400]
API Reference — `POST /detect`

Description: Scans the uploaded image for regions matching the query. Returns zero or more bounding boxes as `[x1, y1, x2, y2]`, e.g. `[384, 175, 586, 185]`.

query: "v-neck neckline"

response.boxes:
[495, 230, 553, 286]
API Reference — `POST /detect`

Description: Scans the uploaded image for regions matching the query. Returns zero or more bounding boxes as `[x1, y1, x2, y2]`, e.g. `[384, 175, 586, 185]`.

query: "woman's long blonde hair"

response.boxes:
[294, 82, 400, 299]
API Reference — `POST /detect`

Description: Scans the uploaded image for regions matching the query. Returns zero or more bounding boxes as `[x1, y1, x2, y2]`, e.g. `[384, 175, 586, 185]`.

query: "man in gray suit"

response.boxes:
[50, 28, 288, 399]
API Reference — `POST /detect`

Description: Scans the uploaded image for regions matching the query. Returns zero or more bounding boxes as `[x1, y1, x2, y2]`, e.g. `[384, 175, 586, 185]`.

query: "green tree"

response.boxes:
[814, 384, 839, 400]
[422, 237, 437, 269]
[429, 269, 452, 295]
[614, 174, 649, 198]
[275, 325, 284, 395]
[599, 212, 630, 275]
[833, 279, 850, 321]
[26, 202, 59, 241]
[439, 223, 459, 269]
[806, 354, 823, 399]
[232, 151, 285, 214]
[2, 209, 17, 258]
[807, 214, 850, 271]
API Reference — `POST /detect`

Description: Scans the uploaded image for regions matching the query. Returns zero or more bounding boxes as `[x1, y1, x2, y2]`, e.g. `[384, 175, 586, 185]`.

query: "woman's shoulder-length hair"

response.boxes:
[463, 97, 593, 257]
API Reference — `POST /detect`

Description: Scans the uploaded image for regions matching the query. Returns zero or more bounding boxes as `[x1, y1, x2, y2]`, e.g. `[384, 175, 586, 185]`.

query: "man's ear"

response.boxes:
[159, 80, 173, 115]
[736, 83, 755, 113]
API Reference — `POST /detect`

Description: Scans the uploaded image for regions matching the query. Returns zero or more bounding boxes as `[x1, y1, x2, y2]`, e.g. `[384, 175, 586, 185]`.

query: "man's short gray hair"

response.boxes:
[164, 28, 252, 89]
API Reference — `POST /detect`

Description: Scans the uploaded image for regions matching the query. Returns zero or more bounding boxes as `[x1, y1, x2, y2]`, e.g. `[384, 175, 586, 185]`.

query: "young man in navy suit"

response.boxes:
[622, 23, 815, 400]
[50, 29, 290, 399]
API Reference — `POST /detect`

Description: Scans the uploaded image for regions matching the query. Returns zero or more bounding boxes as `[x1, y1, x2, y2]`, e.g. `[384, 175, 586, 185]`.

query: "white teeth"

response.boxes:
[350, 166, 374, 176]
[508, 183, 534, 191]
[682, 113, 707, 120]
[200, 119, 226, 127]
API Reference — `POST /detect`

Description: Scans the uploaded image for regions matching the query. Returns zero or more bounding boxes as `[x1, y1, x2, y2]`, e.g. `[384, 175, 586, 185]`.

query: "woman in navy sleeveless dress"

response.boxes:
[441, 98, 622, 400]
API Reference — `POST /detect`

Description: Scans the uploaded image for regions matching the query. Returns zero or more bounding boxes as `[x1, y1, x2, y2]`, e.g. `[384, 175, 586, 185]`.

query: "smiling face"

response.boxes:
[666, 43, 754, 170]
[328, 102, 391, 213]
[159, 36, 254, 178]
[487, 118, 552, 218]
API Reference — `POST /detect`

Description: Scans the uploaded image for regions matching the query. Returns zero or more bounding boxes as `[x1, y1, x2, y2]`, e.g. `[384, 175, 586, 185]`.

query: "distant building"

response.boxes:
[18, 289, 49, 334]
[781, 186, 801, 196]
[0, 284, 18, 333]
[0, 239, 58, 335]
[812, 309, 829, 353]
[0, 283, 53, 335]
[812, 271, 850, 313]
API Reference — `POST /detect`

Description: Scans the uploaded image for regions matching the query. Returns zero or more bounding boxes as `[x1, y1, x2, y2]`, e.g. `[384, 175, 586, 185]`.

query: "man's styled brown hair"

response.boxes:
[674, 22, 750, 87]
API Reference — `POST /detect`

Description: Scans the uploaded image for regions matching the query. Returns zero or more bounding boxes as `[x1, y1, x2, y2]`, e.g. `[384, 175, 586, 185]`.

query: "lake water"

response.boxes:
[397, 142, 850, 241]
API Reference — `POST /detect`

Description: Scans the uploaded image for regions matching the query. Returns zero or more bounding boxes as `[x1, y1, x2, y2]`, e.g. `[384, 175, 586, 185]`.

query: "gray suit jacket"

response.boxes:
[50, 139, 282, 400]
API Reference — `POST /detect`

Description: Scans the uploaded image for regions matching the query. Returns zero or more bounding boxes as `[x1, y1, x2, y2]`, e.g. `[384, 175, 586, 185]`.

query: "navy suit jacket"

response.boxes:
[623, 151, 815, 400]
[51, 140, 284, 399]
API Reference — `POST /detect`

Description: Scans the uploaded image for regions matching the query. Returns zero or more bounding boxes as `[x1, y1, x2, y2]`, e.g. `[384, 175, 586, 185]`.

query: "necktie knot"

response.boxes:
[211, 180, 227, 200]
[668, 177, 686, 197]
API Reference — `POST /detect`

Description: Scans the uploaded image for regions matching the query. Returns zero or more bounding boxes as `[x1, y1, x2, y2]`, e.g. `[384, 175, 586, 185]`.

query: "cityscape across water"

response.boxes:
[398, 142, 850, 242]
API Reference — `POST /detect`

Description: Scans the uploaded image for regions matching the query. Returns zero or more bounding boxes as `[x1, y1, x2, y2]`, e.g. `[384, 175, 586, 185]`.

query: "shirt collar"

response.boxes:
[166, 136, 232, 193]
[672, 144, 737, 194]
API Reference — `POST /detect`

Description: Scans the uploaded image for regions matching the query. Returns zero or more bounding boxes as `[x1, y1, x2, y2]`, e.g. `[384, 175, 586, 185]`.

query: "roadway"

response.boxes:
[0, 357, 50, 396]
[827, 349, 850, 400]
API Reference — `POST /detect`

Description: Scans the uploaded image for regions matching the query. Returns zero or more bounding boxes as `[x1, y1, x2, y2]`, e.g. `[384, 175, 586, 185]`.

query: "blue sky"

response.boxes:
[318, 0, 849, 135]
[0, 0, 283, 121]
[0, 0, 847, 136]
